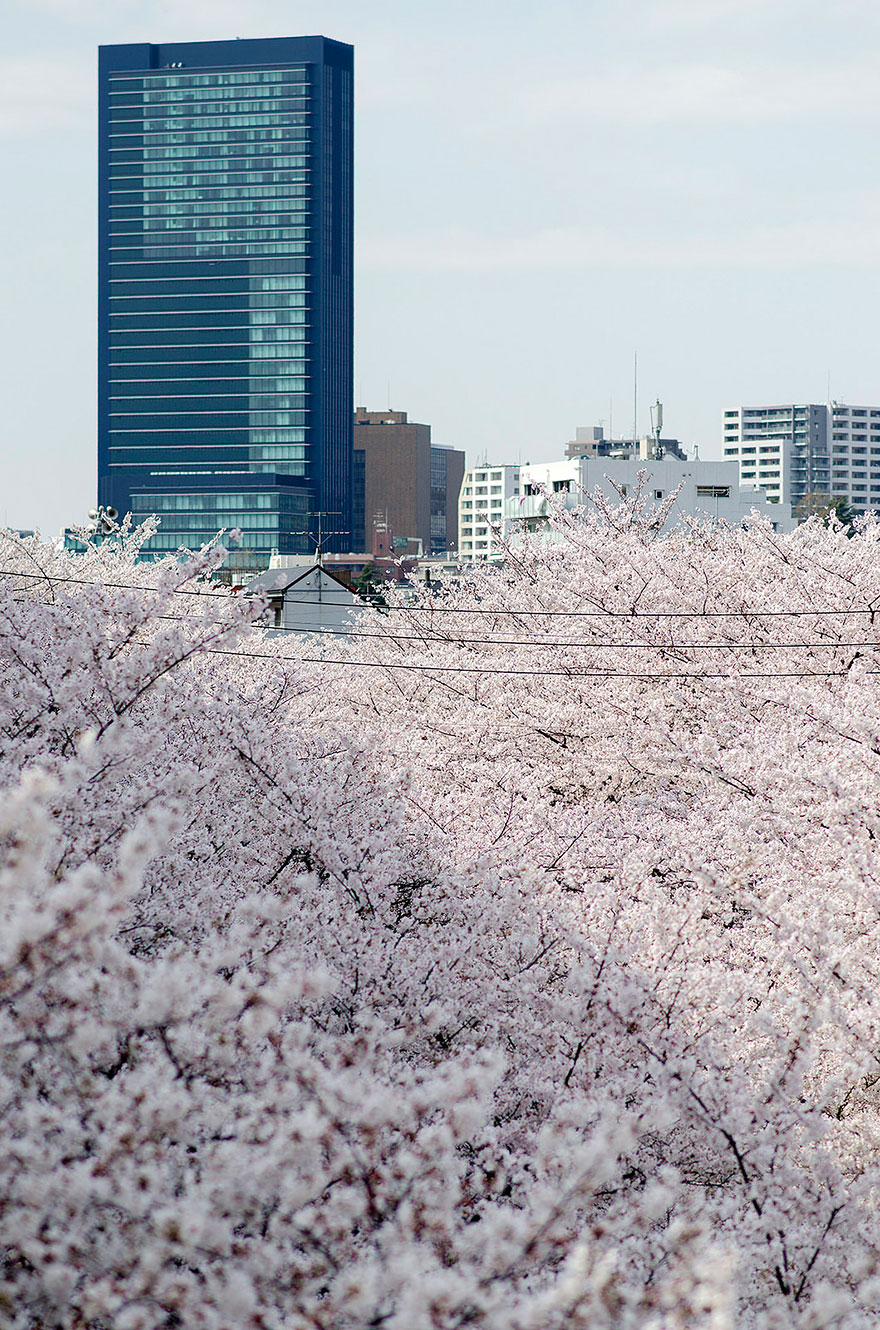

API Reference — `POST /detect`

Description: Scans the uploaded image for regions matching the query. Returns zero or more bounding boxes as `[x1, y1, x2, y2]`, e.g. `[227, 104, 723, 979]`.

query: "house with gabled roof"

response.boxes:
[247, 562, 367, 636]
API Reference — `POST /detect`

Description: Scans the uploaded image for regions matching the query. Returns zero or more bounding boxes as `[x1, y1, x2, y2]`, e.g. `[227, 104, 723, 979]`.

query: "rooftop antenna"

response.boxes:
[294, 511, 344, 565]
[632, 352, 638, 445]
[650, 398, 663, 459]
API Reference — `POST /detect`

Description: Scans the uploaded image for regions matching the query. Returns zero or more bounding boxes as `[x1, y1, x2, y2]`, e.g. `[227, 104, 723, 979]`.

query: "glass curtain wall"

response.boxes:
[98, 38, 353, 564]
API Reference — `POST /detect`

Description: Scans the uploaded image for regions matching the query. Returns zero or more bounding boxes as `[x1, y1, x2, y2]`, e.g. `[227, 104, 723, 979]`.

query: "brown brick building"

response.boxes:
[353, 408, 464, 554]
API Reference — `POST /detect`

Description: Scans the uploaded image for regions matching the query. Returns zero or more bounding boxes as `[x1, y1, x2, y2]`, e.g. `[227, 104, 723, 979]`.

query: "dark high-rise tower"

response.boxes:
[97, 36, 353, 563]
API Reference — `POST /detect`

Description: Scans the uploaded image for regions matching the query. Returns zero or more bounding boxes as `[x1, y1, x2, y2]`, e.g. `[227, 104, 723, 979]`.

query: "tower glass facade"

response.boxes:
[98, 37, 353, 563]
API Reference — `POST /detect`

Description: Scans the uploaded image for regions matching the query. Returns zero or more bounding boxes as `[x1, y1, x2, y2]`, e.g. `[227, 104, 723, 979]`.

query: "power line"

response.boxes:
[5, 573, 880, 654]
[200, 645, 879, 680]
[275, 595, 880, 620]
[266, 621, 880, 650]
[0, 567, 232, 599]
[10, 593, 879, 653]
[4, 590, 872, 678]
[3, 566, 880, 621]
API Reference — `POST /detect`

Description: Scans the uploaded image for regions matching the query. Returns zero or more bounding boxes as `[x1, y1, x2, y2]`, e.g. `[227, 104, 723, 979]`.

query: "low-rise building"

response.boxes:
[506, 456, 795, 540]
[247, 561, 367, 636]
[564, 424, 687, 462]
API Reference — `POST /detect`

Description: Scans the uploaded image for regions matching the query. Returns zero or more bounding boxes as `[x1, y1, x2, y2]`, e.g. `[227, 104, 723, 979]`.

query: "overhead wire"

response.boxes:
[198, 645, 880, 680]
[3, 566, 880, 619]
[3, 565, 880, 678]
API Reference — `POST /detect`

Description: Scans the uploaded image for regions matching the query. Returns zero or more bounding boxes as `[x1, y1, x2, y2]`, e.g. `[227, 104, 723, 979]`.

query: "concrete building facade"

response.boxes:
[722, 403, 880, 514]
[352, 408, 464, 554]
[564, 424, 686, 462]
[508, 457, 795, 542]
[458, 464, 521, 559]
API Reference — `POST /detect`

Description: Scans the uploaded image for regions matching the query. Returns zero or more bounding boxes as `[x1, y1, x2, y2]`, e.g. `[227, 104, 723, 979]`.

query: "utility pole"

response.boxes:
[292, 511, 346, 565]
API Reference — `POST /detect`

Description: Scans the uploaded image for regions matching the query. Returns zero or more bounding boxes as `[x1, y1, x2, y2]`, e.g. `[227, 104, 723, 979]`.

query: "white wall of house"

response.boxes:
[248, 564, 365, 636]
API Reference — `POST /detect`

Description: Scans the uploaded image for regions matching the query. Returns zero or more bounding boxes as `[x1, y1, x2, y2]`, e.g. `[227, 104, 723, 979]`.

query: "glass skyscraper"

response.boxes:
[97, 37, 353, 564]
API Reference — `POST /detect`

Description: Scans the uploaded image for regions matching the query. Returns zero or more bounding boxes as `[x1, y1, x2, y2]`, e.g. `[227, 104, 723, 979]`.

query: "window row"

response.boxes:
[110, 332, 250, 348]
[108, 278, 308, 300]
[110, 425, 308, 442]
[140, 80, 308, 99]
[137, 145, 307, 164]
[137, 152, 307, 172]
[109, 362, 308, 384]
[110, 389, 307, 408]
[147, 511, 299, 531]
[109, 347, 303, 364]
[135, 184, 310, 203]
[113, 240, 308, 260]
[111, 96, 309, 118]
[111, 70, 304, 87]
[135, 200, 309, 218]
[128, 129, 310, 147]
[116, 171, 309, 194]
[109, 295, 307, 315]
[114, 229, 309, 249]
[134, 485, 283, 506]
[110, 410, 308, 428]
[109, 316, 307, 334]
[126, 113, 311, 133]
[108, 433, 308, 463]
[134, 243, 307, 258]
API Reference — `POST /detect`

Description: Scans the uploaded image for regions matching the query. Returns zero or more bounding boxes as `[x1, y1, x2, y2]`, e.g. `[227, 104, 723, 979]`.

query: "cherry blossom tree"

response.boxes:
[3, 496, 880, 1328]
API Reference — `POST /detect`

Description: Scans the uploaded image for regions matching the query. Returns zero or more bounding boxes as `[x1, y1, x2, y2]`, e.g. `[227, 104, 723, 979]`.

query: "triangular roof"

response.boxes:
[247, 563, 361, 597]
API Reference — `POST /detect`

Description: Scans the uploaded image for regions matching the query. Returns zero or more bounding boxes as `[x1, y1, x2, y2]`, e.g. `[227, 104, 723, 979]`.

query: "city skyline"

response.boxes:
[5, 0, 880, 536]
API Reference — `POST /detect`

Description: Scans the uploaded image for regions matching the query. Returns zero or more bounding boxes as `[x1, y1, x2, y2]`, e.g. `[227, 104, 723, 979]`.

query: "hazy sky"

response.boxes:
[3, 0, 880, 534]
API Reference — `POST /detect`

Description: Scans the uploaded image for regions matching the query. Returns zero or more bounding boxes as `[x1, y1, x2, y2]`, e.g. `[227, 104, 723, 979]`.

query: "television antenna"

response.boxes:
[291, 511, 346, 563]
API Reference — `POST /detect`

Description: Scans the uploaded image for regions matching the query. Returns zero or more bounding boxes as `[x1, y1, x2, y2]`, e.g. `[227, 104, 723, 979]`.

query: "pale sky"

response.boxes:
[3, 0, 880, 534]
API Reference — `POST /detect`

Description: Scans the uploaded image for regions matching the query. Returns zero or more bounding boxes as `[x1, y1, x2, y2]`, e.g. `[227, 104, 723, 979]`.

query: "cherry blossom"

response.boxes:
[3, 496, 880, 1328]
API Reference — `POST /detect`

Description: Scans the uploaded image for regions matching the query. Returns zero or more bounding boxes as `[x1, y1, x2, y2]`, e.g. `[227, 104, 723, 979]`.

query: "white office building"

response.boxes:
[504, 456, 794, 541]
[722, 403, 880, 514]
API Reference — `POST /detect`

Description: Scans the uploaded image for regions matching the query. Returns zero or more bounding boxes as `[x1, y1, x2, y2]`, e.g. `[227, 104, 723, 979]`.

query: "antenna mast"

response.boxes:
[294, 511, 345, 565]
[650, 398, 663, 459]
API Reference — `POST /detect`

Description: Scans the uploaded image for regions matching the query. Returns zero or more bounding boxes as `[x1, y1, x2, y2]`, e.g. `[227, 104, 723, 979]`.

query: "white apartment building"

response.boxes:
[503, 455, 795, 540]
[722, 403, 880, 514]
[458, 464, 521, 559]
